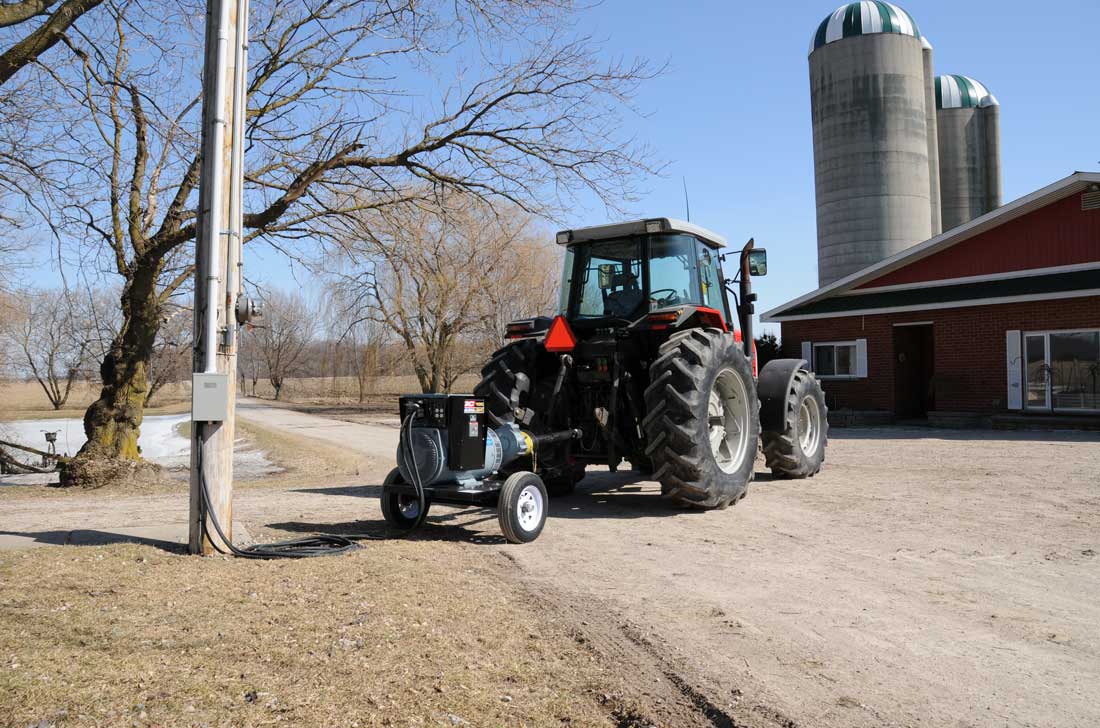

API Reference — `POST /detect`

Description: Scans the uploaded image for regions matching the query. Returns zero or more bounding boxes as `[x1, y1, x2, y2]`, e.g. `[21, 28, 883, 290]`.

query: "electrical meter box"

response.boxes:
[399, 394, 486, 471]
[192, 373, 230, 422]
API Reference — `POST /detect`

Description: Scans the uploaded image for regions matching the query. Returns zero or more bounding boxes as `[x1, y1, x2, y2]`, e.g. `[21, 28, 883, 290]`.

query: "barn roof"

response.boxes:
[762, 171, 1100, 322]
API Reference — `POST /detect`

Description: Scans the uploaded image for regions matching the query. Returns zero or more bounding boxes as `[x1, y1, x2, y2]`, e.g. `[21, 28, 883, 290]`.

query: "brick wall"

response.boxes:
[780, 295, 1100, 414]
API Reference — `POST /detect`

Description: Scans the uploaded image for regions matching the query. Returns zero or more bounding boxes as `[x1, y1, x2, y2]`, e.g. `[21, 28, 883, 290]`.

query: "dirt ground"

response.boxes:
[2, 402, 1098, 727]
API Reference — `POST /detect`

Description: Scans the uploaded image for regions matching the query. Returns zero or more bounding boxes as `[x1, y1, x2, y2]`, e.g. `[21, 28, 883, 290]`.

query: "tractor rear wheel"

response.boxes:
[643, 328, 760, 509]
[762, 369, 828, 478]
[475, 339, 578, 491]
[475, 339, 539, 429]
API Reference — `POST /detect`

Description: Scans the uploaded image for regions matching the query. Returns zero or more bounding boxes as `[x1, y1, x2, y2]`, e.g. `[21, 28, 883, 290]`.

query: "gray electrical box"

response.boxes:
[192, 373, 230, 422]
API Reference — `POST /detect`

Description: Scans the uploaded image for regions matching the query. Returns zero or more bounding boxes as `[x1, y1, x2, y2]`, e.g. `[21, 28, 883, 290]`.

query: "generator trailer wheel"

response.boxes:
[643, 328, 760, 509]
[380, 467, 430, 531]
[762, 369, 828, 478]
[498, 471, 548, 543]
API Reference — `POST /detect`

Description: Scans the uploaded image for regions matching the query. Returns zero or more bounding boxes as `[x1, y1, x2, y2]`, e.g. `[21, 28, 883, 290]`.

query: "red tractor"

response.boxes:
[474, 218, 828, 508]
[383, 218, 828, 543]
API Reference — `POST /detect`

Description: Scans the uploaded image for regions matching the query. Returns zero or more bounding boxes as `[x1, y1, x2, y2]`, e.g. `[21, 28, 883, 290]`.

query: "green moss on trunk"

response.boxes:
[61, 266, 167, 488]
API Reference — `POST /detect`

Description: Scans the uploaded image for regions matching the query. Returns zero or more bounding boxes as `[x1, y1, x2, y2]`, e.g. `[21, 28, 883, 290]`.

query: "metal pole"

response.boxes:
[190, 0, 247, 555]
[738, 238, 757, 361]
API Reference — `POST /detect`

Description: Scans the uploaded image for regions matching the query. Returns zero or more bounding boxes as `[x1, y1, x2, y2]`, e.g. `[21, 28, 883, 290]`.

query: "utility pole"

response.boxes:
[190, 0, 250, 555]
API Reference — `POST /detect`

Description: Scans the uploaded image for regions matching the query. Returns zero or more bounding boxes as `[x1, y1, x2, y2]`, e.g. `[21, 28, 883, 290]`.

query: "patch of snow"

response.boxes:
[0, 415, 280, 478]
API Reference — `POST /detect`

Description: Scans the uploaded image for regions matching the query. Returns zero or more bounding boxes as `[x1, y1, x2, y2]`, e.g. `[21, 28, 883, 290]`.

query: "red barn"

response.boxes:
[762, 171, 1100, 425]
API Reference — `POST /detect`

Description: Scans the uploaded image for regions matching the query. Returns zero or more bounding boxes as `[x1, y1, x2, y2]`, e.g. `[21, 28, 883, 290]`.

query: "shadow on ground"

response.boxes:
[0, 529, 186, 553]
[272, 469, 788, 545]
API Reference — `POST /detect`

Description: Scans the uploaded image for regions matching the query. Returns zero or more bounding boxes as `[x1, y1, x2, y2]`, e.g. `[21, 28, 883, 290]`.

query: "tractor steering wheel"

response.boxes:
[649, 288, 679, 307]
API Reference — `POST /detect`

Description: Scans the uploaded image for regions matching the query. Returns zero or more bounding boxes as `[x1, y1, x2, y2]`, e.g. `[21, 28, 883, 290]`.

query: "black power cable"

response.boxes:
[396, 405, 429, 531]
[196, 421, 359, 559]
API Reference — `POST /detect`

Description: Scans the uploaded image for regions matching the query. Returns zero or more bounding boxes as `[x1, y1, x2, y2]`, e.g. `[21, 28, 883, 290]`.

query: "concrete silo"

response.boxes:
[808, 1, 939, 286]
[936, 75, 1002, 230]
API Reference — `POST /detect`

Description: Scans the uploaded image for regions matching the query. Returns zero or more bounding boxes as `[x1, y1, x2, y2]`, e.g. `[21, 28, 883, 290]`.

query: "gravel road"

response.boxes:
[3, 399, 1098, 727]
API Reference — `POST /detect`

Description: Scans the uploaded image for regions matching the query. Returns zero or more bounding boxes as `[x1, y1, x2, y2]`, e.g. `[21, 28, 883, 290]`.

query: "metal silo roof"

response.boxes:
[809, 2, 922, 54]
[935, 75, 998, 109]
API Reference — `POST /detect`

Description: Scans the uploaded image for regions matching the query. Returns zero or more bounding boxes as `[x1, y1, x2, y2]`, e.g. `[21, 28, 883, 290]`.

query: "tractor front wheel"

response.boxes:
[762, 369, 828, 479]
[643, 328, 760, 509]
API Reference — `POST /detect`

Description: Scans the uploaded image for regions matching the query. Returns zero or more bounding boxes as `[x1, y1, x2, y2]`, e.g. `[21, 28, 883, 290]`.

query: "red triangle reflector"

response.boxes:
[543, 315, 576, 352]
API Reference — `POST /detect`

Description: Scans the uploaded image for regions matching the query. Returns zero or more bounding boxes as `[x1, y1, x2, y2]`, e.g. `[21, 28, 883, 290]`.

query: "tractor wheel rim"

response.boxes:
[799, 396, 821, 454]
[708, 368, 751, 474]
[516, 484, 544, 532]
[397, 495, 420, 519]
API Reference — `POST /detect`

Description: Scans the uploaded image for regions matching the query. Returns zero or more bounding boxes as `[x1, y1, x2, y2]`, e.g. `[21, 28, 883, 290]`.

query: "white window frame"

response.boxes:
[1020, 327, 1100, 414]
[811, 340, 860, 380]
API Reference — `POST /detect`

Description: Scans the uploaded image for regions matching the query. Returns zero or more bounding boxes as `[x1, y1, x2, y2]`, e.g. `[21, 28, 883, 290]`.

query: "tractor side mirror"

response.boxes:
[597, 263, 616, 289]
[747, 249, 768, 277]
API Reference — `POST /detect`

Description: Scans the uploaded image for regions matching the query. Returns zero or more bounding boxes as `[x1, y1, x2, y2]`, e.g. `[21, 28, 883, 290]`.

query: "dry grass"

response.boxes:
[243, 375, 481, 413]
[234, 418, 370, 489]
[0, 542, 619, 727]
[0, 380, 190, 422]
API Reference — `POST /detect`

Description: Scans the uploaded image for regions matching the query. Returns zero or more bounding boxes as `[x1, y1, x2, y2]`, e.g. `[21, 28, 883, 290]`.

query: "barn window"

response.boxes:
[805, 339, 867, 379]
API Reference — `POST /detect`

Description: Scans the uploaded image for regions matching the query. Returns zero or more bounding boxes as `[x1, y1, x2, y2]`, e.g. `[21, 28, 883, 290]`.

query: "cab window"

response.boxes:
[698, 246, 725, 312]
[647, 234, 702, 309]
[573, 239, 644, 318]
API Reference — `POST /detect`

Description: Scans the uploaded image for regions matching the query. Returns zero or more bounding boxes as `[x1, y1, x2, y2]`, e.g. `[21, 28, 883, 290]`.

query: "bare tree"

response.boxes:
[29, 0, 655, 483]
[145, 303, 190, 405]
[4, 287, 98, 409]
[238, 322, 261, 397]
[0, 0, 104, 87]
[331, 195, 561, 393]
[253, 289, 314, 400]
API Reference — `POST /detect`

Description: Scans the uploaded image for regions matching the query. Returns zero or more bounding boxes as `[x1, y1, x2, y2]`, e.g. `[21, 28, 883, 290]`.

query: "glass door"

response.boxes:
[1049, 331, 1100, 412]
[1024, 334, 1049, 410]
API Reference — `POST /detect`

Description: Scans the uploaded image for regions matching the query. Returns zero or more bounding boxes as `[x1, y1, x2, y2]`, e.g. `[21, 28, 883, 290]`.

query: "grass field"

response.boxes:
[0, 380, 190, 422]
[0, 541, 628, 727]
[1, 374, 482, 423]
[242, 374, 482, 412]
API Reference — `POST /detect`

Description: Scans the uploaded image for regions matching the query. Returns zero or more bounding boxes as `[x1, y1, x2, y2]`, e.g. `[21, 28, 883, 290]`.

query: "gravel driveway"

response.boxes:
[3, 399, 1098, 727]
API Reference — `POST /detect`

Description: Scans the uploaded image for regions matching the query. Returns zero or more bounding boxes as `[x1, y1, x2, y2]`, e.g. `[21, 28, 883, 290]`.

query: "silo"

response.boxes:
[936, 75, 1002, 230]
[809, 1, 937, 286]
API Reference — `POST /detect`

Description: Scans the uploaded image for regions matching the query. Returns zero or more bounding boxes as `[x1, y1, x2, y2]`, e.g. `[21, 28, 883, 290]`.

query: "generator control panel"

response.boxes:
[399, 394, 487, 471]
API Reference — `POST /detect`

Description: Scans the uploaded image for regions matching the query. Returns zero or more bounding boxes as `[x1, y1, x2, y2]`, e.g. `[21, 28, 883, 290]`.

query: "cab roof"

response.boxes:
[556, 218, 727, 250]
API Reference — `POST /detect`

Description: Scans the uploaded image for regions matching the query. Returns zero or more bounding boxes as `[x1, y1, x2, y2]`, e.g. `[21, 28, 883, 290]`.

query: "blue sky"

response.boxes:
[561, 0, 1100, 332]
[29, 0, 1100, 337]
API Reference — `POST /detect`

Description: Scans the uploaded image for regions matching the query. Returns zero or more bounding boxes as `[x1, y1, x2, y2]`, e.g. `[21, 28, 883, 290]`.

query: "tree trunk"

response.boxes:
[61, 268, 161, 487]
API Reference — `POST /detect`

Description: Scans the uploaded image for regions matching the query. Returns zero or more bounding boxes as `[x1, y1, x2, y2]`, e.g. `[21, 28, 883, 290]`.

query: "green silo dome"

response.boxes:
[810, 1, 922, 55]
[935, 75, 998, 109]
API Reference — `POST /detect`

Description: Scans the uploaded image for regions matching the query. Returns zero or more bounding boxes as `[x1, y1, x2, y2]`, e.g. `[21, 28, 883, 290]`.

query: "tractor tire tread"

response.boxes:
[643, 327, 760, 510]
[761, 369, 828, 479]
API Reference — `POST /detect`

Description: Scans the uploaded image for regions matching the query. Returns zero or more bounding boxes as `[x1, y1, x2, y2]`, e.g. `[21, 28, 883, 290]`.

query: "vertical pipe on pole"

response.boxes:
[202, 0, 231, 374]
[225, 0, 248, 351]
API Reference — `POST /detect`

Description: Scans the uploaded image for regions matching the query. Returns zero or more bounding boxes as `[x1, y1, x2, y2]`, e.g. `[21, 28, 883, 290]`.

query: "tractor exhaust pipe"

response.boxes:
[738, 238, 757, 360]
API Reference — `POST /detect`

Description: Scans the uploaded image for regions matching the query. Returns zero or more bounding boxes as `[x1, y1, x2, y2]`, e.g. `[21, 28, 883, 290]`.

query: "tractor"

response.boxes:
[382, 218, 827, 542]
[473, 217, 828, 508]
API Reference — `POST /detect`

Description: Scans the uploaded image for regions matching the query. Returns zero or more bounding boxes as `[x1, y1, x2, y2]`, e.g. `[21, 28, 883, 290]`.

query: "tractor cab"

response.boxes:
[555, 218, 736, 332]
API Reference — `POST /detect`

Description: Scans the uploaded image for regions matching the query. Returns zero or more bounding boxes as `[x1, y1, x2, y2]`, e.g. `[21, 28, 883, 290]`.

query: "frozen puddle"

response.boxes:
[0, 414, 281, 483]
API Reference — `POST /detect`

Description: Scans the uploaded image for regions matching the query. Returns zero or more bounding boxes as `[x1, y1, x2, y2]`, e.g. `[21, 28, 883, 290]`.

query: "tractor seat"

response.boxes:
[605, 272, 643, 317]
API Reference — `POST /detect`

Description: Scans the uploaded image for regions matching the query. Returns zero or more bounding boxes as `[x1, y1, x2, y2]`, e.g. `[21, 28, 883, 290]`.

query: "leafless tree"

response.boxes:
[253, 288, 315, 400]
[330, 194, 561, 393]
[0, 0, 104, 87]
[3, 287, 99, 408]
[145, 302, 190, 405]
[0, 1, 104, 249]
[29, 0, 656, 482]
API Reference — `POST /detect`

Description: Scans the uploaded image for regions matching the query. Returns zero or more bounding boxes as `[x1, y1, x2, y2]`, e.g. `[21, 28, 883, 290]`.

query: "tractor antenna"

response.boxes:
[682, 177, 691, 222]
